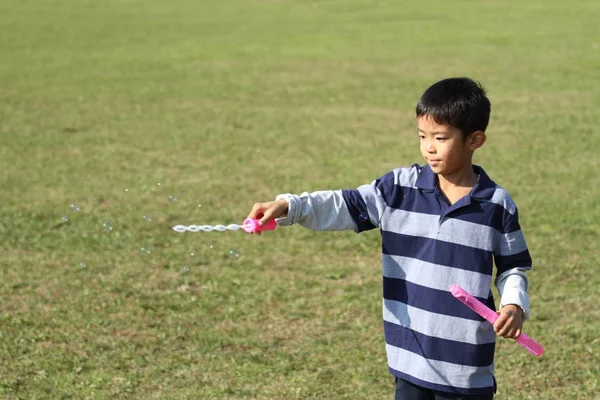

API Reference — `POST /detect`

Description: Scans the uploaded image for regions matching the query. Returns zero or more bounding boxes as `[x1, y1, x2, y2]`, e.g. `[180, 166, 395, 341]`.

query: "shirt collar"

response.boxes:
[415, 164, 496, 200]
[414, 164, 437, 191]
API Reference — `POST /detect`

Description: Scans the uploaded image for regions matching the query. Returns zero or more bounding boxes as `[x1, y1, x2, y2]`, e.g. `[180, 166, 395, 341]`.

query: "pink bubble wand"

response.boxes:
[172, 218, 277, 234]
[449, 284, 544, 357]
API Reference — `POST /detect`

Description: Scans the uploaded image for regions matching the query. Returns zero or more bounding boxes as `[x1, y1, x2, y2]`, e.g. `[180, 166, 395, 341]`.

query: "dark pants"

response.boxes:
[394, 378, 494, 400]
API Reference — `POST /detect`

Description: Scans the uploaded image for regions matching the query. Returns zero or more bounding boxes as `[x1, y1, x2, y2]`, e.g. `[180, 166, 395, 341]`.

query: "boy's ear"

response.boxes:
[469, 131, 486, 150]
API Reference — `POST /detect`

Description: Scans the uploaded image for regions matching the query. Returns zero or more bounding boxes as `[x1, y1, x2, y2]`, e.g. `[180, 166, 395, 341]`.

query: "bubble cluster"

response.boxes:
[62, 188, 229, 274]
[62, 203, 81, 223]
[359, 212, 368, 222]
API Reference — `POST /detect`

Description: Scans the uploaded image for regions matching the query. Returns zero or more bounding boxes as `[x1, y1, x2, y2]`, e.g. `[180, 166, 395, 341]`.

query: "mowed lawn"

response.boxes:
[1, 0, 599, 399]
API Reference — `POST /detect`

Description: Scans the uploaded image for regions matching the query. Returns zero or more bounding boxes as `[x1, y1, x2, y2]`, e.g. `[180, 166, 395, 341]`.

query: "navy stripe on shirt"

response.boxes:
[383, 277, 494, 321]
[376, 170, 400, 208]
[341, 189, 376, 231]
[494, 250, 533, 275]
[384, 320, 495, 367]
[382, 231, 494, 276]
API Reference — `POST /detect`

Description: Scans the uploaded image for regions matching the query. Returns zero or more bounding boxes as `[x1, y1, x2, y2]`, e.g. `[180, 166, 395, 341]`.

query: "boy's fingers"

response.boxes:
[495, 316, 512, 337]
[493, 313, 507, 332]
[497, 325, 508, 337]
[496, 308, 520, 337]
[247, 203, 264, 220]
[247, 203, 259, 219]
[493, 320, 501, 333]
[259, 210, 273, 226]
[498, 317, 524, 338]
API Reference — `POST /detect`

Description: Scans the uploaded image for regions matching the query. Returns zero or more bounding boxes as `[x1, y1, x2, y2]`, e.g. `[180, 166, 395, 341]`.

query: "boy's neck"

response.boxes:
[437, 163, 479, 192]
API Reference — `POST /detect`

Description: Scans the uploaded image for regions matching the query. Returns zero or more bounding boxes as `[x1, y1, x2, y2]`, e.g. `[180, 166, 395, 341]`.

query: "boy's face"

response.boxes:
[417, 116, 483, 176]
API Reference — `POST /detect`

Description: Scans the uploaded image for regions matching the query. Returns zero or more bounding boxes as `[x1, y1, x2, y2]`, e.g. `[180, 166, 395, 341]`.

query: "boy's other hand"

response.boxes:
[247, 199, 289, 235]
[493, 304, 524, 339]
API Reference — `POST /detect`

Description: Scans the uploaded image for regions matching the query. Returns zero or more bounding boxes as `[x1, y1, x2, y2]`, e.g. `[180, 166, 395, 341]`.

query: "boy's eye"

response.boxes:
[436, 137, 447, 141]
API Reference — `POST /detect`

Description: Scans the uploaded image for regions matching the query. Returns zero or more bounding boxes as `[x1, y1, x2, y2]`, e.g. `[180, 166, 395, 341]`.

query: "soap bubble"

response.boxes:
[102, 221, 113, 232]
[169, 195, 181, 209]
[183, 266, 190, 273]
[125, 188, 129, 192]
[140, 246, 151, 255]
[228, 249, 240, 259]
[71, 204, 81, 212]
[198, 204, 202, 208]
[157, 182, 162, 186]
[359, 213, 368, 222]
[80, 262, 87, 268]
[61, 216, 69, 222]
[142, 215, 152, 222]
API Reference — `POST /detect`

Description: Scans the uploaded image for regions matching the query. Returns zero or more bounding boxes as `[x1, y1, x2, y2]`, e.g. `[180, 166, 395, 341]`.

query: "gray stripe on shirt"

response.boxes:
[383, 299, 496, 345]
[382, 254, 492, 298]
[385, 344, 494, 389]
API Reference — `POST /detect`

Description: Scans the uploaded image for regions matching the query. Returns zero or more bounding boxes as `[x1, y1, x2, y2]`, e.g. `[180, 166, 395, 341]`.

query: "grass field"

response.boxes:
[1, 0, 599, 399]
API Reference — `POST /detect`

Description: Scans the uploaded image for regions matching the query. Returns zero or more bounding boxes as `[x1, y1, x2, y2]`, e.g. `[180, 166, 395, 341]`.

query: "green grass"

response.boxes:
[1, 0, 599, 398]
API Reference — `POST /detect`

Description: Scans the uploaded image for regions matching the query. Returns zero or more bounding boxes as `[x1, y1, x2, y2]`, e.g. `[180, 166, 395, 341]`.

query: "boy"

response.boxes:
[247, 77, 532, 399]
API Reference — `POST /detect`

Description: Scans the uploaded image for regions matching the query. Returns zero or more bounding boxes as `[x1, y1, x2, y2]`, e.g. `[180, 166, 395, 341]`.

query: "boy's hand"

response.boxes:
[493, 304, 524, 339]
[247, 199, 289, 235]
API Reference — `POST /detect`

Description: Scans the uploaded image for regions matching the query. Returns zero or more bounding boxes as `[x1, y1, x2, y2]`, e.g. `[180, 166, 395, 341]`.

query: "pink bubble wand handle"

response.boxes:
[243, 218, 277, 233]
[449, 284, 544, 357]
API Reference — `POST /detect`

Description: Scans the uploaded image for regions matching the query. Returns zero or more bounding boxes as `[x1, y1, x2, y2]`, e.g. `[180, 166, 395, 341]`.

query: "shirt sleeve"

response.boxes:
[273, 170, 396, 232]
[494, 209, 532, 319]
[496, 268, 530, 319]
[274, 191, 356, 231]
[341, 170, 396, 233]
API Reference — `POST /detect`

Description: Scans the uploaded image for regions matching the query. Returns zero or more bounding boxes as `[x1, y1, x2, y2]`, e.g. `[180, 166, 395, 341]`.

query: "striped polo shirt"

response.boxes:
[340, 164, 532, 395]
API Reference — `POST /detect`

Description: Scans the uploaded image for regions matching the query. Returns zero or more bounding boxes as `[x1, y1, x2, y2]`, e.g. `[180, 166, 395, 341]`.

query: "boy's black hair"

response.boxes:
[416, 77, 491, 138]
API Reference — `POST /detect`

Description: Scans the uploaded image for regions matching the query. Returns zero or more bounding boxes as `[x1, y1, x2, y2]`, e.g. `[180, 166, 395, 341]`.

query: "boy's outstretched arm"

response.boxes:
[247, 191, 357, 235]
[246, 173, 393, 235]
